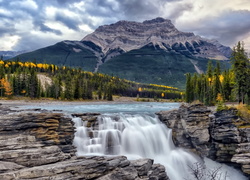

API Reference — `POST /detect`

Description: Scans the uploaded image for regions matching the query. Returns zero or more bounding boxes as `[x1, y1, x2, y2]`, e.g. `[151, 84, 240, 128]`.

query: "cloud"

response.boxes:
[55, 12, 80, 31]
[199, 10, 250, 45]
[175, 6, 250, 47]
[37, 22, 62, 35]
[0, 0, 249, 52]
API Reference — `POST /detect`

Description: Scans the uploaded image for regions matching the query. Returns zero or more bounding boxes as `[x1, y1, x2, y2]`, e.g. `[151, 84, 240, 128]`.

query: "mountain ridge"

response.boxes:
[82, 17, 231, 61]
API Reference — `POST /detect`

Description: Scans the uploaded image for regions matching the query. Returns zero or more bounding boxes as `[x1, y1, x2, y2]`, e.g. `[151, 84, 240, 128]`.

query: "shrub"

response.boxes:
[236, 103, 250, 122]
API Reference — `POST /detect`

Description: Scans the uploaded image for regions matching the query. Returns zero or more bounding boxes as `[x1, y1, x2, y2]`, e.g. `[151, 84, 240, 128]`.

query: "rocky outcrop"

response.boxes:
[83, 17, 231, 60]
[209, 109, 241, 162]
[157, 103, 250, 177]
[72, 112, 100, 128]
[0, 105, 169, 179]
[0, 110, 75, 167]
[0, 155, 169, 180]
[157, 103, 211, 156]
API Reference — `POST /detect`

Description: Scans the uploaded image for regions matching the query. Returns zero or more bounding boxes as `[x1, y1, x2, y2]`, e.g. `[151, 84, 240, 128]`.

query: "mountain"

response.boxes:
[0, 50, 28, 60]
[10, 41, 101, 72]
[12, 17, 231, 88]
[83, 17, 231, 61]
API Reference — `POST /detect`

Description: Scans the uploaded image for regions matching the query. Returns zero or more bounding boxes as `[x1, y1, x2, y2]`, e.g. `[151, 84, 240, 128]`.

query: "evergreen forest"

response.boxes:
[0, 59, 182, 101]
[185, 42, 250, 105]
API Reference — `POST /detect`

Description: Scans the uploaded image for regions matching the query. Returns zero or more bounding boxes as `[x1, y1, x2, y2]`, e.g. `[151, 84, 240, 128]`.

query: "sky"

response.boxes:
[0, 0, 250, 52]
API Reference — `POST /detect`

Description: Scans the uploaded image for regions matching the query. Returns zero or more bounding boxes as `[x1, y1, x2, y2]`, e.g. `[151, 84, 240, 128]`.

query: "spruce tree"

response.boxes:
[213, 62, 222, 102]
[231, 41, 249, 104]
[185, 73, 192, 103]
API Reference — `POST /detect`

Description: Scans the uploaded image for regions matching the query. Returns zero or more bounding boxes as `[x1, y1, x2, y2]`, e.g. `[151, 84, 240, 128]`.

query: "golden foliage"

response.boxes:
[149, 83, 178, 90]
[219, 75, 224, 83]
[216, 93, 223, 102]
[0, 78, 12, 96]
[236, 103, 250, 122]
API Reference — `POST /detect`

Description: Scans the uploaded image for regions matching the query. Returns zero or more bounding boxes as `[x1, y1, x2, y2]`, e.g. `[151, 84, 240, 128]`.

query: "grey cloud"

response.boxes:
[1, 0, 249, 51]
[168, 3, 193, 21]
[84, 0, 121, 19]
[12, 33, 59, 51]
[55, 0, 82, 6]
[38, 23, 62, 35]
[55, 12, 80, 30]
[119, 0, 163, 20]
[189, 10, 250, 46]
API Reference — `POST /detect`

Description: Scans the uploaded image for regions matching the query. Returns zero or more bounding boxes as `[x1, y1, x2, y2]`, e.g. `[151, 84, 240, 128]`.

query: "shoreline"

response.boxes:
[0, 97, 136, 106]
[0, 96, 179, 107]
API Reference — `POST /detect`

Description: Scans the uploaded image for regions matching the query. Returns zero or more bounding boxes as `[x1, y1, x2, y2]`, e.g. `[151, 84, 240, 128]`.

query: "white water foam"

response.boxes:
[72, 113, 247, 180]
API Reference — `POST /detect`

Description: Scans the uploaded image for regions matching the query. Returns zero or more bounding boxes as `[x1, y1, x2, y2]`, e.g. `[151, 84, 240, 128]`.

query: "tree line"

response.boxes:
[185, 41, 250, 105]
[0, 60, 182, 101]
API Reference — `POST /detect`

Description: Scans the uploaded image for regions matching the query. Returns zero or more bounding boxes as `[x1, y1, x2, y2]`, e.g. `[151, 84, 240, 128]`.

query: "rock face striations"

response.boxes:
[0, 105, 169, 180]
[83, 17, 231, 61]
[157, 103, 250, 178]
[157, 103, 211, 156]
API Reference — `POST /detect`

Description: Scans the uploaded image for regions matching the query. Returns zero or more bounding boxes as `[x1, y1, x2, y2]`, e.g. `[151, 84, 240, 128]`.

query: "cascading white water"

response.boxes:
[72, 113, 247, 180]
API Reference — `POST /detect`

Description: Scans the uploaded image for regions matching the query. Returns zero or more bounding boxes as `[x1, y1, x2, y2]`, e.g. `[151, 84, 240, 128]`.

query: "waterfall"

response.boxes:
[72, 113, 247, 180]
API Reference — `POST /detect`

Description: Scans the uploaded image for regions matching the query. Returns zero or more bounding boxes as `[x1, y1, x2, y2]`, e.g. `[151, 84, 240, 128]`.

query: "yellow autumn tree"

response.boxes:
[0, 78, 13, 97]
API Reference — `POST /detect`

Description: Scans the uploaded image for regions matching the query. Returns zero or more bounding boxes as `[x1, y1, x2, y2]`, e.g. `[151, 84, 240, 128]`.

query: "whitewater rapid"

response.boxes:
[72, 113, 247, 180]
[16, 102, 246, 179]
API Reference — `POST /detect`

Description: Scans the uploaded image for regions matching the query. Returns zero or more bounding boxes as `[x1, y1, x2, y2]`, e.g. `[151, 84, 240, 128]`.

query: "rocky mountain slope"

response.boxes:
[12, 18, 232, 88]
[83, 17, 231, 61]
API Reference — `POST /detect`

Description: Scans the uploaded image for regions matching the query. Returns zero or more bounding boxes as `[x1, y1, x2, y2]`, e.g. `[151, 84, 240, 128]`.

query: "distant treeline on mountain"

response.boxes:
[0, 59, 182, 101]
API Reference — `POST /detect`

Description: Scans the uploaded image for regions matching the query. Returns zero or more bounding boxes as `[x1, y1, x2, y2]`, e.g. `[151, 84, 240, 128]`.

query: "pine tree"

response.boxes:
[97, 86, 102, 100]
[231, 41, 249, 104]
[107, 83, 113, 101]
[28, 69, 39, 98]
[213, 62, 222, 103]
[185, 73, 193, 103]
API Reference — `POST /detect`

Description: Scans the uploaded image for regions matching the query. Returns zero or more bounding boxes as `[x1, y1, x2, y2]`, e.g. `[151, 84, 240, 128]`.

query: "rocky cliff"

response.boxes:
[0, 105, 169, 180]
[83, 17, 231, 61]
[157, 103, 250, 177]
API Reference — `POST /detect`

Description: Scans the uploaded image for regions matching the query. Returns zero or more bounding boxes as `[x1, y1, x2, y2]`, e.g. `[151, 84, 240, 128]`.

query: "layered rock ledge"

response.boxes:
[0, 104, 168, 180]
[157, 103, 250, 178]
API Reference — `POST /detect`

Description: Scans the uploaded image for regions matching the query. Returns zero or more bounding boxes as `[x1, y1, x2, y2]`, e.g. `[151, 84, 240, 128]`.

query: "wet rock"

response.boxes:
[157, 103, 250, 178]
[131, 159, 154, 176]
[148, 164, 169, 180]
[0, 105, 169, 179]
[157, 103, 211, 156]
[72, 112, 100, 128]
